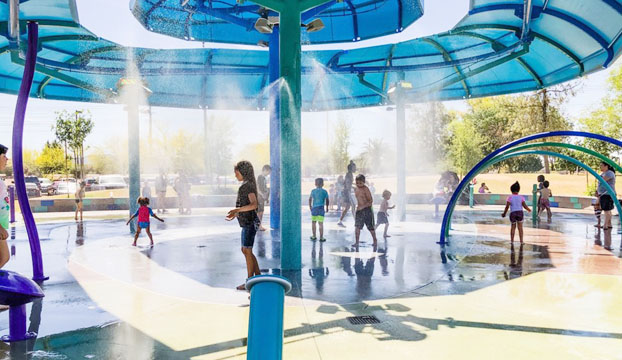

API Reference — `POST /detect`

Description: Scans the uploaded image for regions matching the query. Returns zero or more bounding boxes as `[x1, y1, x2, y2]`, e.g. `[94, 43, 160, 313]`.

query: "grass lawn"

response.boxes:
[32, 172, 618, 201]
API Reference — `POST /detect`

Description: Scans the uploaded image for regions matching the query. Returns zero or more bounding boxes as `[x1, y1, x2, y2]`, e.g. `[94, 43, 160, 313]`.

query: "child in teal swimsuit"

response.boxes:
[0, 144, 11, 268]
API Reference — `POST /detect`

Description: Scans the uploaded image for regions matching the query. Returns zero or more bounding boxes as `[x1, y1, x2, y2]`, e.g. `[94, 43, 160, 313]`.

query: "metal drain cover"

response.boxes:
[347, 315, 380, 325]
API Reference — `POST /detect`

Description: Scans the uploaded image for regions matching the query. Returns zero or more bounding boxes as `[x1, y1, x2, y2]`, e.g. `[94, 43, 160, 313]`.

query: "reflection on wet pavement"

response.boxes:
[0, 208, 618, 359]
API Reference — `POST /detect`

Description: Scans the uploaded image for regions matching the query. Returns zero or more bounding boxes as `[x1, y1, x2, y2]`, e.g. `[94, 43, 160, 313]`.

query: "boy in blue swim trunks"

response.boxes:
[309, 178, 329, 241]
[127, 197, 164, 246]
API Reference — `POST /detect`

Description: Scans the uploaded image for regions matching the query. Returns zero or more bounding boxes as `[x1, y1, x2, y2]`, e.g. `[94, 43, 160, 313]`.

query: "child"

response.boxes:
[353, 174, 378, 246]
[338, 162, 356, 227]
[478, 183, 490, 194]
[501, 182, 532, 244]
[126, 197, 164, 247]
[537, 174, 545, 190]
[256, 164, 271, 231]
[593, 191, 602, 228]
[75, 180, 86, 221]
[328, 184, 336, 211]
[0, 144, 11, 268]
[309, 178, 329, 241]
[226, 160, 261, 290]
[376, 190, 396, 238]
[537, 180, 552, 222]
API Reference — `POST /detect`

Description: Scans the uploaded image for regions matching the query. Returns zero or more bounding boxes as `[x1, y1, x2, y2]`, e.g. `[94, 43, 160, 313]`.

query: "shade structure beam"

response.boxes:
[469, 3, 615, 66]
[454, 31, 543, 87]
[421, 37, 470, 97]
[452, 24, 584, 73]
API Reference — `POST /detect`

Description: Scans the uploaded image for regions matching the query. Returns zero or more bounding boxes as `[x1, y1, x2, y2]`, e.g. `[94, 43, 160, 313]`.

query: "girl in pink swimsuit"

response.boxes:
[502, 182, 532, 243]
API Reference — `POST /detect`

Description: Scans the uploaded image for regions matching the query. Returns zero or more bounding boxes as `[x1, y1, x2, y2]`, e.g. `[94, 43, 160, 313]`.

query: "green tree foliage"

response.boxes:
[36, 142, 65, 175]
[578, 65, 622, 168]
[407, 102, 453, 172]
[446, 117, 483, 176]
[22, 149, 39, 176]
[464, 88, 573, 173]
[330, 117, 351, 174]
[357, 138, 394, 174]
[54, 110, 94, 179]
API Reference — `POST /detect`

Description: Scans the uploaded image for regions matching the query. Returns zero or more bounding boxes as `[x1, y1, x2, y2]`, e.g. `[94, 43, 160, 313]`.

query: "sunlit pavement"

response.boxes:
[0, 207, 620, 359]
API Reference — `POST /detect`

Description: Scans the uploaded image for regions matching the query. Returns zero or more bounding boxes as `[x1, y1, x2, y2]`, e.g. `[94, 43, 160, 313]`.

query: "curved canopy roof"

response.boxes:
[0, 0, 620, 110]
[130, 0, 425, 45]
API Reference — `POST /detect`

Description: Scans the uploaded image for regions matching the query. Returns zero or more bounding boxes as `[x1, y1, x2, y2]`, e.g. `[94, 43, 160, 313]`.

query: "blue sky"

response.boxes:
[0, 0, 617, 157]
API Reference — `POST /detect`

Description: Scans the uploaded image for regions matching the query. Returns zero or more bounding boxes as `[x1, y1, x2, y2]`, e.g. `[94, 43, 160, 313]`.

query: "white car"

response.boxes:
[54, 181, 77, 195]
[94, 175, 127, 190]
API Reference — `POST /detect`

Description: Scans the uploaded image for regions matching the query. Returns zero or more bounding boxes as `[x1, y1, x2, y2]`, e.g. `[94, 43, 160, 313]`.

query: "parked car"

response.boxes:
[38, 178, 52, 194]
[52, 181, 77, 195]
[84, 178, 98, 191]
[93, 175, 127, 190]
[24, 176, 41, 190]
[25, 183, 41, 197]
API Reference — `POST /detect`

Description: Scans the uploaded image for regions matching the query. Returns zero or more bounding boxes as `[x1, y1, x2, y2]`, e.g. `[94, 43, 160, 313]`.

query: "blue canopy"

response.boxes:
[130, 0, 425, 45]
[0, 0, 620, 110]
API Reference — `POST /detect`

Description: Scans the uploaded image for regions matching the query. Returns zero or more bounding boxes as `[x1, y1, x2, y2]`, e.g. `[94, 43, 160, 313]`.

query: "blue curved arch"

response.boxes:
[440, 131, 622, 244]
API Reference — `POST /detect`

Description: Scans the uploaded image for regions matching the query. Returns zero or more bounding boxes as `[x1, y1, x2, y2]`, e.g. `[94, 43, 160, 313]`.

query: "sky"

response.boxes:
[0, 0, 618, 158]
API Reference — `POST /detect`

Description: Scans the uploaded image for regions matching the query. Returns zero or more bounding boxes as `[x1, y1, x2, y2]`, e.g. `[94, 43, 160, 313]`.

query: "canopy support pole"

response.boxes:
[12, 22, 47, 281]
[269, 27, 281, 230]
[127, 92, 140, 233]
[395, 77, 406, 222]
[279, 1, 302, 270]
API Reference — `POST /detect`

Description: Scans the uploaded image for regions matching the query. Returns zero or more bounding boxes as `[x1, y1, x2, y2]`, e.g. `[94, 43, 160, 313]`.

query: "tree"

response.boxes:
[203, 115, 234, 182]
[357, 138, 394, 174]
[53, 113, 72, 178]
[521, 85, 576, 173]
[54, 110, 94, 179]
[22, 149, 39, 175]
[36, 142, 65, 175]
[407, 102, 453, 172]
[446, 117, 483, 176]
[578, 65, 622, 167]
[330, 117, 351, 174]
[463, 89, 573, 173]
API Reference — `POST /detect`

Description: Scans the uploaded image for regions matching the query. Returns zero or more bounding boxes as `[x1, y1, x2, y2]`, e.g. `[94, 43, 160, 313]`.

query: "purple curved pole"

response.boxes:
[439, 131, 622, 245]
[12, 22, 47, 281]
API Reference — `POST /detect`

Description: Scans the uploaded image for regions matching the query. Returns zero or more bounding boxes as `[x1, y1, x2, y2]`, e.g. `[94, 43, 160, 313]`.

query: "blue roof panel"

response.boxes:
[0, 0, 620, 110]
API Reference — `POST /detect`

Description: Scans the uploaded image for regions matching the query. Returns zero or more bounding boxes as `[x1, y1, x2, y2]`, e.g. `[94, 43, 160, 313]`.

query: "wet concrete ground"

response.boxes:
[0, 207, 619, 359]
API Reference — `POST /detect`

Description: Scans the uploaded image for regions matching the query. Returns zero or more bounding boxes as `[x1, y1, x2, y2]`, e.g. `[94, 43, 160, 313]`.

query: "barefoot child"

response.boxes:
[0, 144, 11, 268]
[256, 164, 271, 231]
[75, 180, 86, 221]
[309, 178, 329, 241]
[226, 161, 261, 290]
[126, 197, 164, 246]
[353, 174, 378, 246]
[537, 180, 552, 221]
[502, 182, 531, 243]
[376, 190, 395, 238]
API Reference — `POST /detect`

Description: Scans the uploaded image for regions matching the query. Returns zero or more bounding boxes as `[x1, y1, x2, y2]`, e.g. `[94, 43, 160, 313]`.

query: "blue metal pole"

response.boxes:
[12, 22, 46, 281]
[532, 184, 538, 225]
[269, 28, 281, 231]
[279, 4, 302, 270]
[246, 275, 292, 360]
[469, 184, 474, 208]
[440, 131, 622, 244]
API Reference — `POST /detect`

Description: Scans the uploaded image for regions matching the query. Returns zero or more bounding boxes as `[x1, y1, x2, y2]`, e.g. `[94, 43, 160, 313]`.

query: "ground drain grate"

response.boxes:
[347, 315, 381, 325]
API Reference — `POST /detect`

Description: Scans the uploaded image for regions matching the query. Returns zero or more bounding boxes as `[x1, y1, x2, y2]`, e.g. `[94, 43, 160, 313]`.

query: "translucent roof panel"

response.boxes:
[130, 0, 425, 45]
[0, 0, 620, 111]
